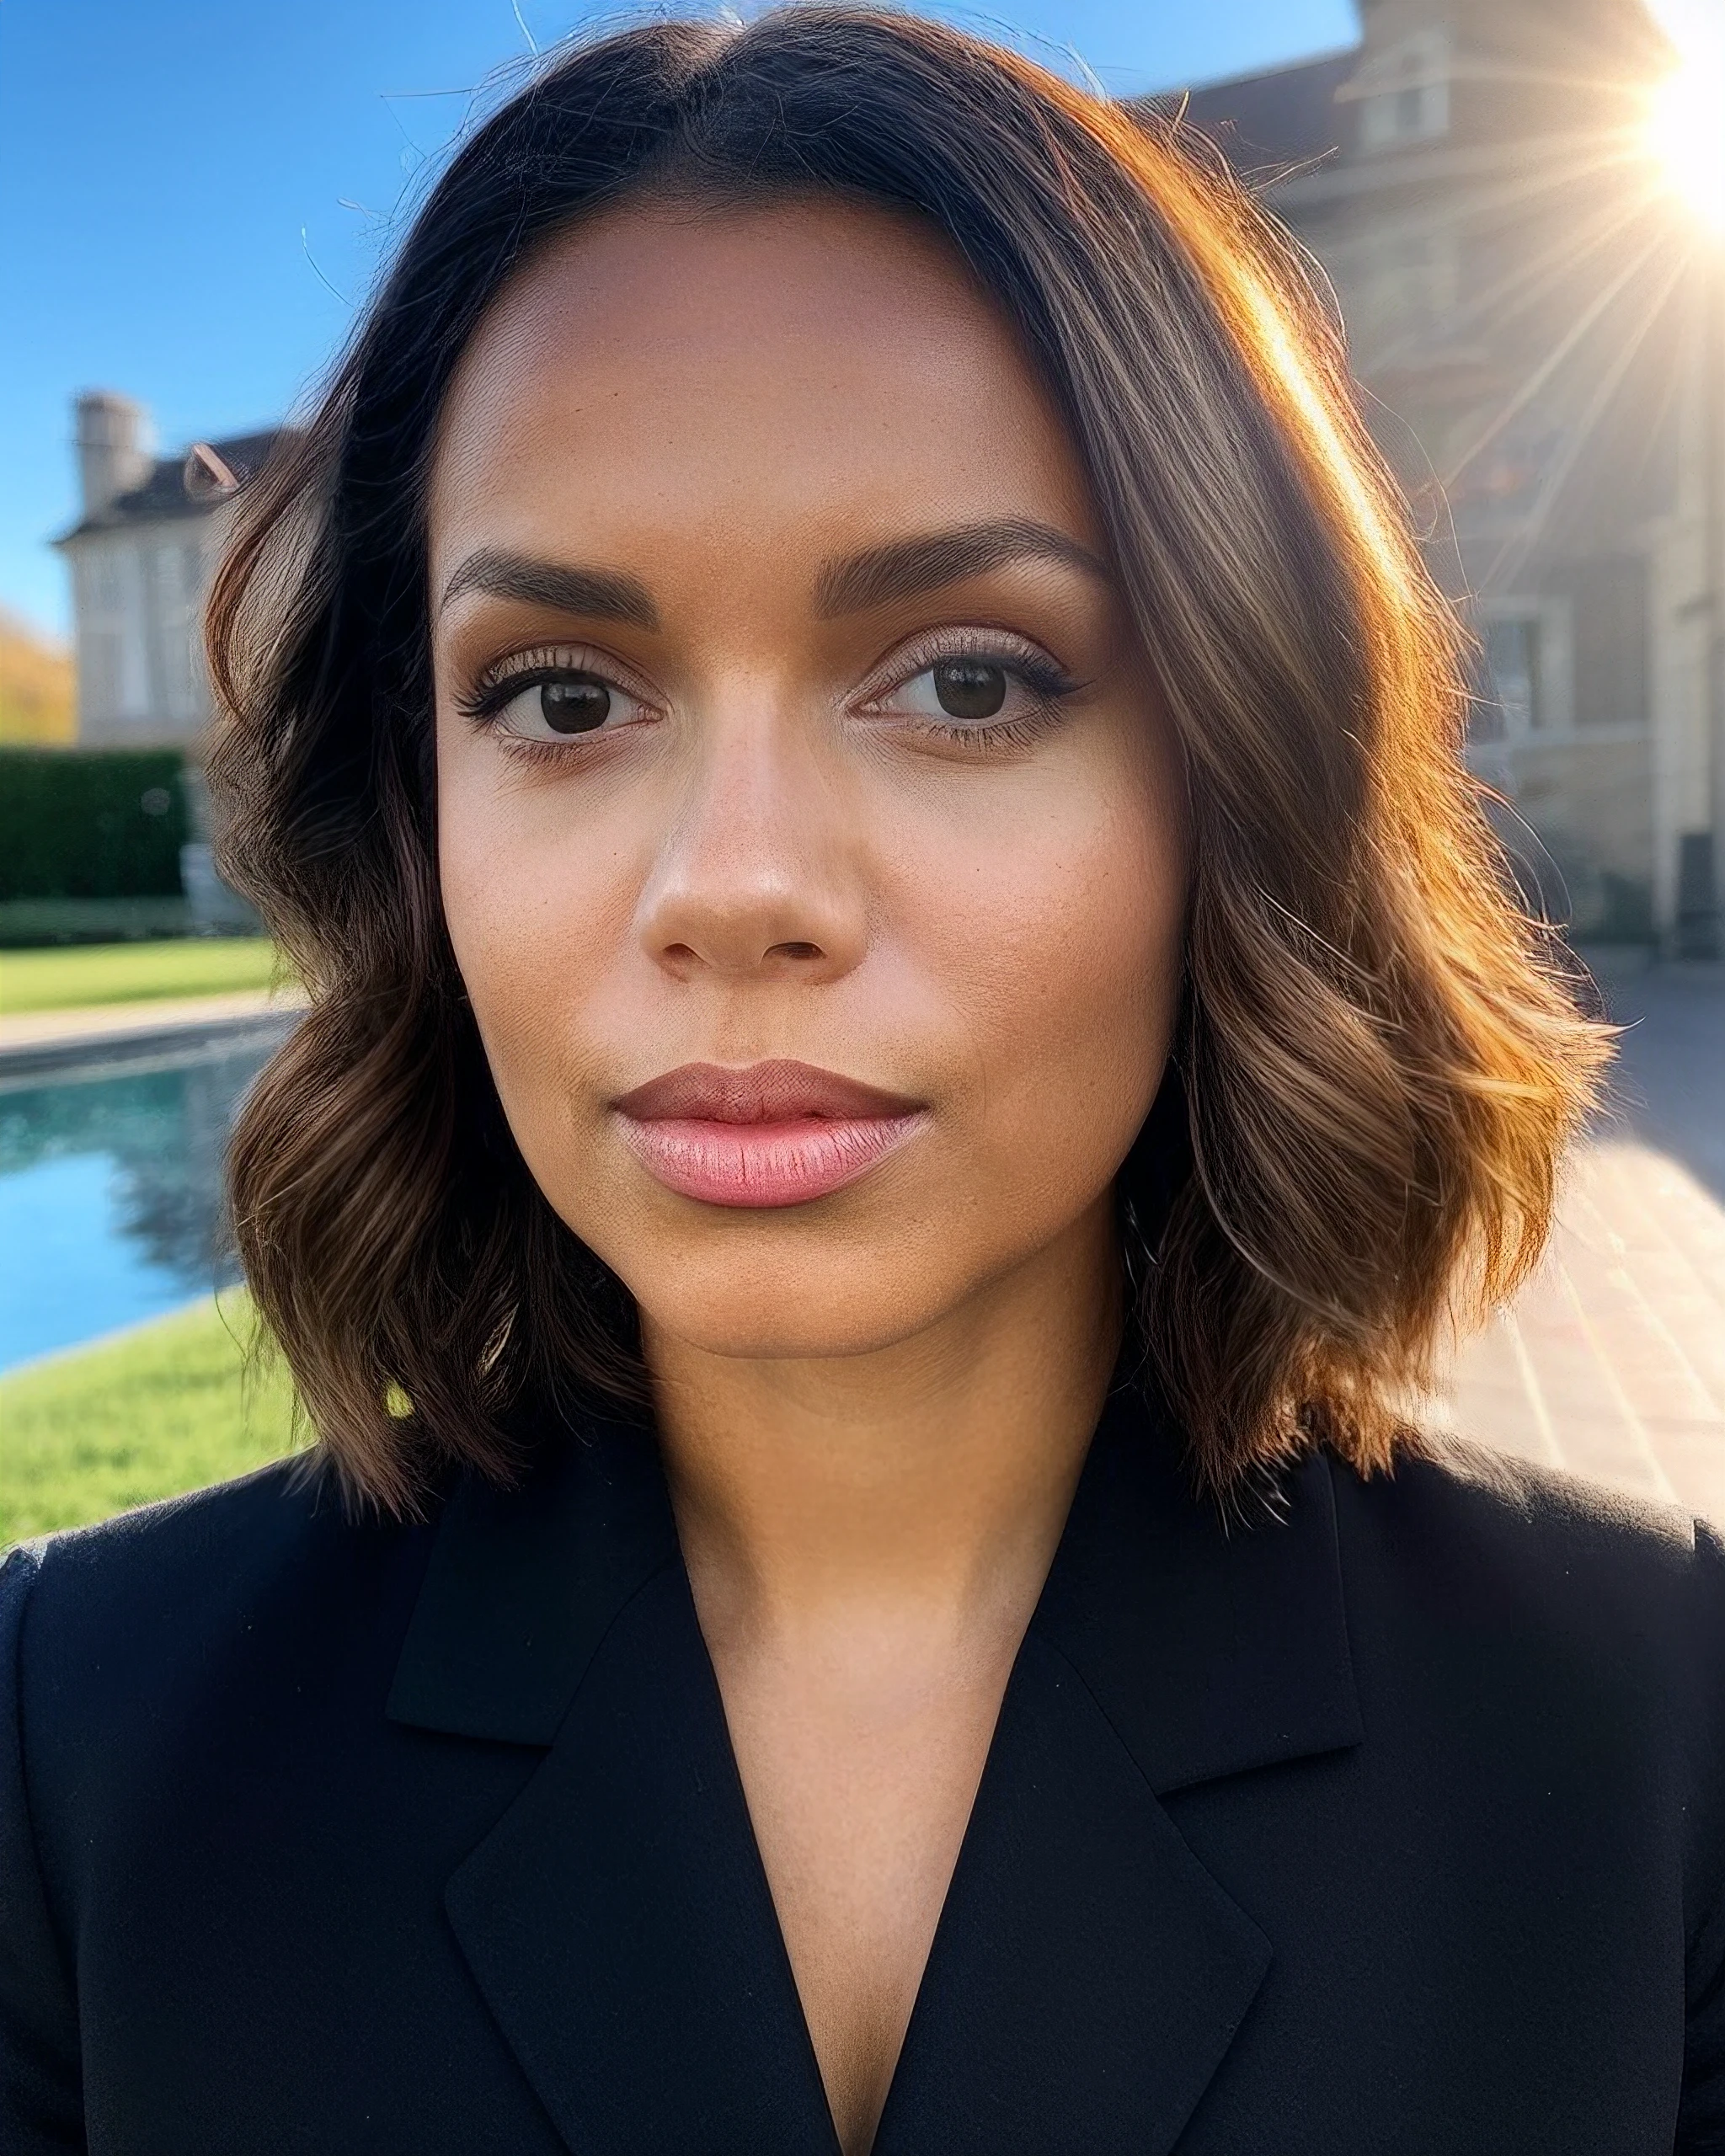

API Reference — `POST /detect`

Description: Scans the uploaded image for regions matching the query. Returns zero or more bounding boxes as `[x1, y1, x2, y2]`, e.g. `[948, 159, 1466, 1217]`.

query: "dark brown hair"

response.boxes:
[206, 7, 1607, 1520]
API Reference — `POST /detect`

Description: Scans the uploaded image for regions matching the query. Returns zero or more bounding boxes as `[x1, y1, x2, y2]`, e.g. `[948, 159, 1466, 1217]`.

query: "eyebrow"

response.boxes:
[436, 518, 1110, 631]
[438, 547, 659, 628]
[814, 518, 1113, 617]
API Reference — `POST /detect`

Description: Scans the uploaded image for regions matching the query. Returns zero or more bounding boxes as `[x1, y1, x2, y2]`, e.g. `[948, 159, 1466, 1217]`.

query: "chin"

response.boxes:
[625, 1244, 965, 1364]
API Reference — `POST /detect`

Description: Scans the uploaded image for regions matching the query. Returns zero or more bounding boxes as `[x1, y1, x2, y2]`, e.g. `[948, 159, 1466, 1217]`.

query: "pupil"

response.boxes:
[933, 660, 1007, 721]
[540, 675, 611, 733]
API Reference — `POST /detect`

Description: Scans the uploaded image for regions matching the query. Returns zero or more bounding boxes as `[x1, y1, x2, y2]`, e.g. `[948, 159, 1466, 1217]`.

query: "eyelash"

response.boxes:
[453, 644, 642, 723]
[857, 628, 1081, 753]
[453, 630, 1082, 760]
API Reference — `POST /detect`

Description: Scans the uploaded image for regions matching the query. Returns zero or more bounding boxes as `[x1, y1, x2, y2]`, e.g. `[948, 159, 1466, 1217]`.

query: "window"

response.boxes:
[1355, 31, 1451, 152]
[1486, 616, 1541, 734]
[86, 547, 121, 613]
[158, 567, 193, 716]
[1482, 600, 1577, 740]
[83, 629, 121, 722]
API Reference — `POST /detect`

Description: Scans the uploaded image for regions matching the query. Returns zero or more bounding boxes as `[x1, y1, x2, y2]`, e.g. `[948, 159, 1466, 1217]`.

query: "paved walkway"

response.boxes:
[1428, 965, 1725, 1524]
[0, 985, 307, 1074]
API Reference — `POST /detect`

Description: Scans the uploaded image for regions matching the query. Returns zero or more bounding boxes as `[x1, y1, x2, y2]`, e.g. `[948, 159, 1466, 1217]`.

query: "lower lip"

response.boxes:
[617, 1112, 926, 1208]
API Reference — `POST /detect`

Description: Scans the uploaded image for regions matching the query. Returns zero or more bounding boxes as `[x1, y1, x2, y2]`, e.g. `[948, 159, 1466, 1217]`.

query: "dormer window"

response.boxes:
[1353, 30, 1451, 152]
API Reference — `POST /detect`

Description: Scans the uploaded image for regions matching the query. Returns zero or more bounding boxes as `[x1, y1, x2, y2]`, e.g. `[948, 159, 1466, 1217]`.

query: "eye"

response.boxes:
[900, 659, 1009, 722]
[537, 673, 615, 734]
[497, 669, 649, 739]
[459, 654, 656, 743]
[861, 633, 1079, 743]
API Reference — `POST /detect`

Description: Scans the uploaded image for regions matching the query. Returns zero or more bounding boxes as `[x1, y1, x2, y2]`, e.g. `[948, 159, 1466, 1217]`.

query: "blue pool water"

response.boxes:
[0, 1035, 279, 1372]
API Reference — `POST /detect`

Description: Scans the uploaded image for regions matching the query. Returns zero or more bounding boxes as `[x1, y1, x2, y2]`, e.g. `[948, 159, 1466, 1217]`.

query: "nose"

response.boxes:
[634, 699, 868, 985]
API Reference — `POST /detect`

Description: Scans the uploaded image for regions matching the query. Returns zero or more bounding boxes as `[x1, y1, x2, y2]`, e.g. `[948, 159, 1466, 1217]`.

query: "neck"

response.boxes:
[646, 1198, 1124, 1649]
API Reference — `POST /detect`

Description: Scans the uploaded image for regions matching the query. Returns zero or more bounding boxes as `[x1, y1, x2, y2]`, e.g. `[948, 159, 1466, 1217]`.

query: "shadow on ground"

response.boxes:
[1590, 963, 1725, 1206]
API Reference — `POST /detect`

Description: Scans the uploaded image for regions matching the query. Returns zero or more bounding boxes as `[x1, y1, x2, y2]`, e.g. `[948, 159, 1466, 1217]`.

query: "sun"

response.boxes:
[1642, 11, 1725, 232]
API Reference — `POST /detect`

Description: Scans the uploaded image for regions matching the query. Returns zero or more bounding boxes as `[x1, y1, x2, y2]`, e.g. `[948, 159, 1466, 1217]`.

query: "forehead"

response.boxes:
[427, 195, 1101, 573]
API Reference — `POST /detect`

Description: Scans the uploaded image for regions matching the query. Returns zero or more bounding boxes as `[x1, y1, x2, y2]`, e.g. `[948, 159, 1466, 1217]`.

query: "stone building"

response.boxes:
[1145, 0, 1724, 950]
[54, 392, 278, 752]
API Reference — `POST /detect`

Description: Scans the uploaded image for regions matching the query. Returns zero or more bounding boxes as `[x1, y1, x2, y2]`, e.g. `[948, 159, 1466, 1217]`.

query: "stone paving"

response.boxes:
[1427, 964, 1725, 1525]
[0, 983, 306, 1061]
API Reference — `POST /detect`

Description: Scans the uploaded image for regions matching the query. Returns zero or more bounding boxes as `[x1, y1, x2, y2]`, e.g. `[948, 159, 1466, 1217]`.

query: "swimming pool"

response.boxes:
[0, 1028, 286, 1372]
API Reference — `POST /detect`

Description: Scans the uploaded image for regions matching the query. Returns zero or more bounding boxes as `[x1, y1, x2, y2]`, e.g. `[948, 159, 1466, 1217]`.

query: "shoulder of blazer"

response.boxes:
[1327, 1435, 1725, 1944]
[3, 1451, 398, 1673]
[1330, 1431, 1721, 1644]
[1, 1456, 441, 1848]
[0, 1457, 435, 2147]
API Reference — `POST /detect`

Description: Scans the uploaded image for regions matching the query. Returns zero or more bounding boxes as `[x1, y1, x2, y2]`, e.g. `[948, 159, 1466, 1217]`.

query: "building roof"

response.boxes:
[56, 428, 282, 545]
[1133, 46, 1359, 180]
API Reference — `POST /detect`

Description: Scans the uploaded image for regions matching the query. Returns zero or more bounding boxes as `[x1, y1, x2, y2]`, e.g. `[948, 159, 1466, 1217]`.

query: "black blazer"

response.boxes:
[3, 1390, 1723, 2154]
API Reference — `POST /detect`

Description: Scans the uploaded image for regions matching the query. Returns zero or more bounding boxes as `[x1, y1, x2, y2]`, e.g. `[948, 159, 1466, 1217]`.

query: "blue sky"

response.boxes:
[0, 0, 1360, 639]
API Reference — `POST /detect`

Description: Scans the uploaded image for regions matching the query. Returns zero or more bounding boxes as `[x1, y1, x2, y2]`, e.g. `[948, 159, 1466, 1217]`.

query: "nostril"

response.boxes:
[769, 941, 823, 962]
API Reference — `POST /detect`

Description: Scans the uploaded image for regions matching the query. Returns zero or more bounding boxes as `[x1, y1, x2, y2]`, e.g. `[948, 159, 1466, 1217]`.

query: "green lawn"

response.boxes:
[0, 1294, 302, 1546]
[0, 936, 282, 1016]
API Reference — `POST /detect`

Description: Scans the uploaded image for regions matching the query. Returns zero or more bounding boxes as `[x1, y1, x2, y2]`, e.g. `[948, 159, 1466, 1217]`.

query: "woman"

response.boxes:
[3, 13, 1720, 2153]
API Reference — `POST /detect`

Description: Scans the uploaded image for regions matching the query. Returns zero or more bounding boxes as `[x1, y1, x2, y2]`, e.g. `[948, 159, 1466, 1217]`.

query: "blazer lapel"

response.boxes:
[875, 1626, 1273, 2156]
[387, 1419, 840, 2156]
[1031, 1400, 1365, 1797]
[443, 1562, 840, 2156]
[386, 1391, 1363, 2156]
[878, 1396, 1363, 2156]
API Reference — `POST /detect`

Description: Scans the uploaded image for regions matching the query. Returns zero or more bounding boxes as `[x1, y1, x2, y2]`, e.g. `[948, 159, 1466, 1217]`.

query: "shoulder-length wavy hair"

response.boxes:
[207, 6, 1605, 1521]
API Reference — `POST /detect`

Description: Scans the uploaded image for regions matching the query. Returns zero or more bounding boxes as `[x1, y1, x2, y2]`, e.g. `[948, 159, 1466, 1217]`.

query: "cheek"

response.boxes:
[903, 760, 1184, 1187]
[435, 742, 637, 1108]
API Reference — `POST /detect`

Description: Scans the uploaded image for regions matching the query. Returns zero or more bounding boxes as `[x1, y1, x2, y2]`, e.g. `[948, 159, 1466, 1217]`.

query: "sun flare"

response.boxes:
[1642, 16, 1725, 232]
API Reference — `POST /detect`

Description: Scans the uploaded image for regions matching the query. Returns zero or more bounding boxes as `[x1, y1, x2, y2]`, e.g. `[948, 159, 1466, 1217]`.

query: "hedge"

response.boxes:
[0, 748, 188, 900]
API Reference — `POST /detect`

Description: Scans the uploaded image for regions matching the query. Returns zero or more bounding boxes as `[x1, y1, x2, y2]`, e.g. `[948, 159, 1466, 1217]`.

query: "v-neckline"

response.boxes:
[677, 1556, 1049, 2152]
[391, 1386, 1365, 2154]
[673, 1423, 1102, 2153]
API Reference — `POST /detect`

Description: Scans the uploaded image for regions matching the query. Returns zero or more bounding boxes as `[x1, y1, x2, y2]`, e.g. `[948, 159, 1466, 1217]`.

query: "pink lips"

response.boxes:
[613, 1059, 927, 1208]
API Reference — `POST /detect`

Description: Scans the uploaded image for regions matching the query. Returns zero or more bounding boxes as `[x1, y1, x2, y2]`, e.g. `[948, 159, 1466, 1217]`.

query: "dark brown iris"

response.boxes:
[540, 675, 611, 733]
[932, 659, 1007, 720]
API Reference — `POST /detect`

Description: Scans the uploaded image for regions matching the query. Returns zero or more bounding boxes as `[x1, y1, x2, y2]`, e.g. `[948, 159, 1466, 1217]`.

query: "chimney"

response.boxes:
[75, 391, 153, 517]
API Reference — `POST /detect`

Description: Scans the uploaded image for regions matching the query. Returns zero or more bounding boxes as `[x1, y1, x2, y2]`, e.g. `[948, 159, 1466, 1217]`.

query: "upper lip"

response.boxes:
[613, 1059, 923, 1123]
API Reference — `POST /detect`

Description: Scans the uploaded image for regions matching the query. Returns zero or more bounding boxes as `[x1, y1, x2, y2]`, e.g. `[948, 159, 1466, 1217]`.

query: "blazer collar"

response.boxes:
[1030, 1391, 1364, 1793]
[387, 1389, 1362, 2155]
[877, 1396, 1362, 2153]
[386, 1407, 679, 1744]
[387, 1386, 1363, 1784]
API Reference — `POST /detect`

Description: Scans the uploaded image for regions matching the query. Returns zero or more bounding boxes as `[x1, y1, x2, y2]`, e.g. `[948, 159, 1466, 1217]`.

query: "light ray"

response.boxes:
[1439, 223, 1674, 490]
[1482, 246, 1694, 590]
[1359, 185, 1663, 380]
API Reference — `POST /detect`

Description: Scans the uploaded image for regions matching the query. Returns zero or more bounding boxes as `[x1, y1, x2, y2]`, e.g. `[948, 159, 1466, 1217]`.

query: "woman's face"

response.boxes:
[430, 198, 1188, 1365]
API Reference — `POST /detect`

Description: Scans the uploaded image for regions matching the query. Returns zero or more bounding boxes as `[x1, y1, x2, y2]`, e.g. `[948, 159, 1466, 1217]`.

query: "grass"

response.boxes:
[0, 936, 282, 1015]
[0, 1293, 301, 1546]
